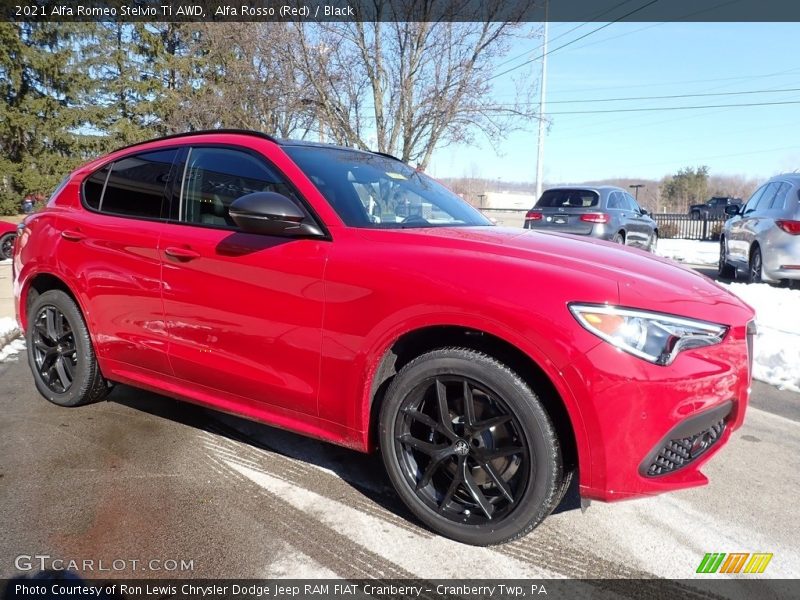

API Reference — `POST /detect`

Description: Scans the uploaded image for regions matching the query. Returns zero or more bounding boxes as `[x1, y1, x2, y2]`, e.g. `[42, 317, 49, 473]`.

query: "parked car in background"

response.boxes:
[719, 175, 800, 283]
[689, 197, 742, 220]
[1, 220, 18, 260]
[524, 186, 658, 252]
[14, 130, 755, 545]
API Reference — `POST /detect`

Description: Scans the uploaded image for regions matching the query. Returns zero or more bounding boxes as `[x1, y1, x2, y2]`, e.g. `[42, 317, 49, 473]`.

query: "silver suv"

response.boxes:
[524, 186, 658, 252]
[719, 174, 800, 283]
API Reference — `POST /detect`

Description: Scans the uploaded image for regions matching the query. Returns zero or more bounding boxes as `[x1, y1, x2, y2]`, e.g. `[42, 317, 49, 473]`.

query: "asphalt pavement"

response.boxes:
[1, 353, 798, 583]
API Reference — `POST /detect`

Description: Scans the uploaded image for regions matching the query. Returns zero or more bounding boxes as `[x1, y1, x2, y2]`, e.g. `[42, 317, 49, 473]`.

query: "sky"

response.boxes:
[427, 22, 800, 186]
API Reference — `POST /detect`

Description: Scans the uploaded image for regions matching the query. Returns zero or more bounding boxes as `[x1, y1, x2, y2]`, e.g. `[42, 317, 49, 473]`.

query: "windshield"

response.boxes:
[284, 145, 492, 228]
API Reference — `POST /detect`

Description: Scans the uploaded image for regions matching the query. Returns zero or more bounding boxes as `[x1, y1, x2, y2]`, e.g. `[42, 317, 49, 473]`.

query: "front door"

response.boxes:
[160, 145, 328, 415]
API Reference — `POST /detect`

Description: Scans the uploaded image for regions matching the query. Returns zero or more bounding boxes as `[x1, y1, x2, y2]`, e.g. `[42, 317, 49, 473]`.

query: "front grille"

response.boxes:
[645, 420, 726, 477]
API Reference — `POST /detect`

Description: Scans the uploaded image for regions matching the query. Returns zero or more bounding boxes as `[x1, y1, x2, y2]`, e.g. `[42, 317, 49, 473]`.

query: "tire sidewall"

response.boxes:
[26, 290, 95, 407]
[379, 351, 559, 545]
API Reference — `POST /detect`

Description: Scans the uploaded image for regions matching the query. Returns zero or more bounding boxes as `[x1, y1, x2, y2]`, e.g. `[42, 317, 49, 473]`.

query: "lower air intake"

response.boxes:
[646, 420, 726, 477]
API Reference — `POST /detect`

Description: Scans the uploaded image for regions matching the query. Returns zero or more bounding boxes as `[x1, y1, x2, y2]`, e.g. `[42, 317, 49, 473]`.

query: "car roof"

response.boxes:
[544, 185, 623, 193]
[111, 129, 403, 162]
[769, 173, 800, 184]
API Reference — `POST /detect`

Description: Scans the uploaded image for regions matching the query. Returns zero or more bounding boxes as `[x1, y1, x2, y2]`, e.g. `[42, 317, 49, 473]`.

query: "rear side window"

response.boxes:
[83, 166, 110, 210]
[750, 182, 781, 214]
[767, 182, 790, 209]
[97, 149, 178, 219]
[536, 189, 599, 208]
[181, 147, 298, 228]
[607, 192, 623, 209]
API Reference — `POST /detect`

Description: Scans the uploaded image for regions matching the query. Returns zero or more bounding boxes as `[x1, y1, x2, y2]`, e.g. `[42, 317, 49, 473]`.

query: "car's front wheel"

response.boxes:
[26, 290, 112, 407]
[748, 245, 763, 284]
[718, 238, 735, 279]
[379, 348, 562, 545]
[0, 232, 15, 260]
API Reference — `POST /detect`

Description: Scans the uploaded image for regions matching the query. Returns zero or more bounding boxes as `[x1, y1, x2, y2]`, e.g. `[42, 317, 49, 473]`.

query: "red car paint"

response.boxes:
[13, 131, 754, 502]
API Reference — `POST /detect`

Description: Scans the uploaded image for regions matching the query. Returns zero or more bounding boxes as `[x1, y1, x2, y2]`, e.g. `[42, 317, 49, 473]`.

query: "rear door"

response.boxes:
[159, 144, 328, 416]
[58, 148, 179, 374]
[534, 189, 600, 234]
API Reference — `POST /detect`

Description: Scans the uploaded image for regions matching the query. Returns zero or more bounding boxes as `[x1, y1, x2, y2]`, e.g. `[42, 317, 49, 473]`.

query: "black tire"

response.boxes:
[718, 238, 735, 279]
[0, 232, 15, 260]
[379, 348, 562, 546]
[648, 231, 658, 253]
[26, 290, 111, 407]
[691, 211, 701, 221]
[612, 231, 625, 245]
[747, 245, 763, 284]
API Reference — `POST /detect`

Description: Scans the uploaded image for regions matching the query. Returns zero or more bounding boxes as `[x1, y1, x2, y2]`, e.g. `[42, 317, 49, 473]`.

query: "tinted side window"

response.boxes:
[752, 182, 780, 214]
[743, 185, 768, 214]
[767, 182, 790, 209]
[83, 165, 110, 210]
[102, 149, 178, 219]
[607, 192, 622, 210]
[181, 147, 298, 228]
[624, 192, 641, 212]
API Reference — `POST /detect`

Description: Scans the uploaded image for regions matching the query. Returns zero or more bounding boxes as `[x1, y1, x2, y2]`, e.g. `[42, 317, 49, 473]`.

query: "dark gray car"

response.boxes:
[524, 186, 658, 252]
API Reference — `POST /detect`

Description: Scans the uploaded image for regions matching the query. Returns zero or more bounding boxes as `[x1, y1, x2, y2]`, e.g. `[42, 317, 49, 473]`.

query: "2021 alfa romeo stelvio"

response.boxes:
[13, 130, 755, 545]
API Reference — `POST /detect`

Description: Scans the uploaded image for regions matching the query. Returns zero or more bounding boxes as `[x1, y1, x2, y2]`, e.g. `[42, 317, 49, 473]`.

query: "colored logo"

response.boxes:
[697, 552, 773, 574]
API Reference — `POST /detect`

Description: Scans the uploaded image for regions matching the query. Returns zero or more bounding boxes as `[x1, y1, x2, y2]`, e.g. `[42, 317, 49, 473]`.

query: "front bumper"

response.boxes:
[564, 320, 751, 501]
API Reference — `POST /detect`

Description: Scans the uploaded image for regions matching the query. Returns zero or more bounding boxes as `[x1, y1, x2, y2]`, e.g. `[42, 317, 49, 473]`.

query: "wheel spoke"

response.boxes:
[55, 357, 72, 390]
[397, 433, 448, 457]
[62, 354, 75, 379]
[438, 461, 464, 513]
[470, 414, 513, 435]
[435, 379, 455, 435]
[45, 308, 58, 342]
[462, 380, 475, 426]
[39, 349, 59, 372]
[416, 454, 451, 491]
[479, 460, 515, 504]
[402, 407, 453, 439]
[461, 459, 494, 519]
[481, 445, 524, 461]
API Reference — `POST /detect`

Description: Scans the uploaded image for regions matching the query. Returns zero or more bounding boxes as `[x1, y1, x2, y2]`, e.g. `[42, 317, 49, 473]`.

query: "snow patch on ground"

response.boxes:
[0, 258, 10, 265]
[722, 282, 800, 393]
[0, 317, 24, 362]
[657, 238, 719, 266]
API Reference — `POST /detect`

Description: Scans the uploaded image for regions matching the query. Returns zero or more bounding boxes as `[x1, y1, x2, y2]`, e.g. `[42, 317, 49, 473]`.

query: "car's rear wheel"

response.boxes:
[0, 232, 15, 260]
[379, 348, 562, 545]
[26, 290, 111, 407]
[612, 231, 625, 245]
[691, 211, 701, 220]
[748, 245, 763, 284]
[718, 238, 735, 279]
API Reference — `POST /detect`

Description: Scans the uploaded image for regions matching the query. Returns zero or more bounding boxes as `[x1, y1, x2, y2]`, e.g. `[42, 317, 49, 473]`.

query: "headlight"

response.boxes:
[569, 303, 728, 365]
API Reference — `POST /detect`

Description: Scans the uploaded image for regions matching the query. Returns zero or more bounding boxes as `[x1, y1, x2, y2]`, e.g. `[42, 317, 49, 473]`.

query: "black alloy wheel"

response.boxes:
[32, 305, 77, 394]
[748, 246, 763, 284]
[26, 290, 112, 407]
[380, 348, 562, 545]
[0, 233, 14, 260]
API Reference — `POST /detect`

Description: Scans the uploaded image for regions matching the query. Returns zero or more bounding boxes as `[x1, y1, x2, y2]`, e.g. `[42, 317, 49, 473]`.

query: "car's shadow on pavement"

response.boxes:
[109, 383, 582, 530]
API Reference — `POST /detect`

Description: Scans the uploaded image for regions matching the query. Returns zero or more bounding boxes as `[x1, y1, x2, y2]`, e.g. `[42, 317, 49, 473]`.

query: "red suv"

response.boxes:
[13, 131, 755, 545]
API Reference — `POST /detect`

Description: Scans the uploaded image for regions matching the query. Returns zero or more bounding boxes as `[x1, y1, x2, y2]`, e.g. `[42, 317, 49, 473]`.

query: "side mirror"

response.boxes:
[724, 205, 740, 216]
[229, 192, 324, 237]
[640, 208, 649, 216]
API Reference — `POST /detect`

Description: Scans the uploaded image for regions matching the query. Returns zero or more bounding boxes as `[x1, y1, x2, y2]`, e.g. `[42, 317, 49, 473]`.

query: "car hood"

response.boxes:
[358, 226, 754, 324]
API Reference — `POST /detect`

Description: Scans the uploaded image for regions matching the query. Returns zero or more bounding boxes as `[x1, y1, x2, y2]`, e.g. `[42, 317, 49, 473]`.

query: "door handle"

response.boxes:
[61, 230, 85, 242]
[164, 246, 200, 261]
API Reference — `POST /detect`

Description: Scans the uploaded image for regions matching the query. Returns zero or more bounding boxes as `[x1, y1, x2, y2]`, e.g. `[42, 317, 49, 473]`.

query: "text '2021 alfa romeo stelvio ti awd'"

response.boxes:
[13, 130, 755, 545]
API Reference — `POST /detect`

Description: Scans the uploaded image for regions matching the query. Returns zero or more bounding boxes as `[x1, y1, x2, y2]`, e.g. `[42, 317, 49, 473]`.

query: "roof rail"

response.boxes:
[112, 129, 278, 154]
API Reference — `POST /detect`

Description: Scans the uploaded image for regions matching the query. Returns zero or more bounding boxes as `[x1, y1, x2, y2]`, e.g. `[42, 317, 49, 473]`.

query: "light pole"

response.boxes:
[629, 184, 644, 202]
[534, 1, 549, 201]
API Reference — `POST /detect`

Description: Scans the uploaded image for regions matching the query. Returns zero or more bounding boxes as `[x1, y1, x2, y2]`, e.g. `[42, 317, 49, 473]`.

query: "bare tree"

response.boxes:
[291, 8, 536, 168]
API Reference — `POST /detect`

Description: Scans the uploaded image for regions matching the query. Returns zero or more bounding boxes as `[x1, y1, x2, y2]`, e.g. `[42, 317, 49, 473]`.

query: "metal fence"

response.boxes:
[651, 213, 728, 241]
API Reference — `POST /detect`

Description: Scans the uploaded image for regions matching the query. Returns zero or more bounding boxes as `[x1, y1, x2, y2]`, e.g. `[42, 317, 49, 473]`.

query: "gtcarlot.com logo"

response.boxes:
[697, 552, 773, 574]
[15, 554, 194, 572]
